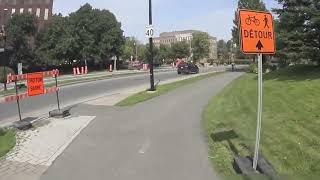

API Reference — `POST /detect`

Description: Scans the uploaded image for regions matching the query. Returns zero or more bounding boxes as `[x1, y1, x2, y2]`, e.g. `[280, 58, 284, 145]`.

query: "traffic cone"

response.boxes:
[109, 64, 113, 72]
[7, 73, 11, 84]
[81, 67, 84, 75]
[73, 68, 76, 76]
[77, 67, 80, 75]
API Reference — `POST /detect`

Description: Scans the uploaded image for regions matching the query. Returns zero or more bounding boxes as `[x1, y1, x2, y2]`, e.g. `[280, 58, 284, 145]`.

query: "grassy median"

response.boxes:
[0, 128, 16, 158]
[203, 65, 320, 178]
[116, 72, 224, 106]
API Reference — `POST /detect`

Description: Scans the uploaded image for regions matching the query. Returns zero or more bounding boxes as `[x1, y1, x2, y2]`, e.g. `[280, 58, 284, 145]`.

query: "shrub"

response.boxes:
[0, 127, 5, 136]
[248, 64, 258, 73]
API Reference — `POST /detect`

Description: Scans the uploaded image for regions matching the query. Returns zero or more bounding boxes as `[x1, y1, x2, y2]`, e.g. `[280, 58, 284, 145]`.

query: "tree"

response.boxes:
[171, 41, 190, 60]
[217, 40, 231, 60]
[145, 44, 159, 64]
[307, 1, 320, 63]
[38, 3, 125, 69]
[157, 44, 172, 63]
[137, 44, 146, 62]
[121, 37, 143, 61]
[231, 0, 267, 58]
[0, 66, 14, 91]
[6, 13, 37, 70]
[36, 14, 72, 67]
[274, 0, 320, 64]
[192, 32, 210, 61]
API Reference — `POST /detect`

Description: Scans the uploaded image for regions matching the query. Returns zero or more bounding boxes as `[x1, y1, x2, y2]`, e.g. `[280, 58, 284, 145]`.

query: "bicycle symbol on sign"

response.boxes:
[245, 15, 260, 26]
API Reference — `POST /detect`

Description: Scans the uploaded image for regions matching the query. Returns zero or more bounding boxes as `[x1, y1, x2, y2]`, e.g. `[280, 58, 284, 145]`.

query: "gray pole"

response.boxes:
[135, 42, 138, 61]
[253, 53, 263, 170]
[55, 74, 60, 110]
[14, 80, 22, 121]
[148, 0, 155, 91]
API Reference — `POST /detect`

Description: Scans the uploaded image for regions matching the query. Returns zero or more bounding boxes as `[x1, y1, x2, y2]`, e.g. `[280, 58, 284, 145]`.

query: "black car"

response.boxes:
[177, 63, 199, 74]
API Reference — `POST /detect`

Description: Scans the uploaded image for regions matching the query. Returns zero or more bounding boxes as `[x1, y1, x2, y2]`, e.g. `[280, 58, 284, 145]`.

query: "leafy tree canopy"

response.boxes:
[192, 32, 210, 61]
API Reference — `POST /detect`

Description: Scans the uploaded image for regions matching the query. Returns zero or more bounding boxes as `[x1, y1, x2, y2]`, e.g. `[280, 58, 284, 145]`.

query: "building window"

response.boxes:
[20, 8, 24, 14]
[12, 8, 16, 15]
[36, 8, 40, 18]
[28, 8, 32, 13]
[44, 8, 49, 20]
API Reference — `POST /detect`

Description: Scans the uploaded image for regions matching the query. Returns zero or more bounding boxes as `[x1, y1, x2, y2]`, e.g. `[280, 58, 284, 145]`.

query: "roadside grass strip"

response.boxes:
[116, 72, 224, 106]
[0, 128, 16, 158]
[203, 65, 320, 178]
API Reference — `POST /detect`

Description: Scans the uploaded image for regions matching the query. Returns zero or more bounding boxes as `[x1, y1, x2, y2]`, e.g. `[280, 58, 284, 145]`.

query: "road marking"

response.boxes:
[139, 138, 151, 154]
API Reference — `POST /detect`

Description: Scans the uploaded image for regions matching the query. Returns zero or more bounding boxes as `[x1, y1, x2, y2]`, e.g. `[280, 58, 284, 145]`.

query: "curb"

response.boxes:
[0, 69, 222, 128]
[0, 69, 176, 100]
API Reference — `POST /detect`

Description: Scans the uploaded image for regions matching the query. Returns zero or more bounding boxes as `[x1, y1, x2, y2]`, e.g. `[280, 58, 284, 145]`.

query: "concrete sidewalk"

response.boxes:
[40, 72, 243, 180]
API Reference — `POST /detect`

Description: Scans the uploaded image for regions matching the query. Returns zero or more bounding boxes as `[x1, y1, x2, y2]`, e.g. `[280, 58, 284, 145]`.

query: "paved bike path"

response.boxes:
[41, 72, 243, 180]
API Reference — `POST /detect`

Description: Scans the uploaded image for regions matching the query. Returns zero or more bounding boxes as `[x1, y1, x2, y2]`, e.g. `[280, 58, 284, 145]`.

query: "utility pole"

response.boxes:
[148, 0, 155, 91]
[135, 42, 138, 61]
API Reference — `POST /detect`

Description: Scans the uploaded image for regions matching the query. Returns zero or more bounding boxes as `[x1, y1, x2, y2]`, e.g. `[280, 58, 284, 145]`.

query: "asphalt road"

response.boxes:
[41, 71, 243, 180]
[0, 67, 225, 123]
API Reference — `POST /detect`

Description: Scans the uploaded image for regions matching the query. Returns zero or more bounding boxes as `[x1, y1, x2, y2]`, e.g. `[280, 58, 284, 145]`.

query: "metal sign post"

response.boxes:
[147, 0, 155, 91]
[253, 54, 263, 170]
[55, 73, 61, 111]
[238, 9, 275, 171]
[14, 80, 22, 121]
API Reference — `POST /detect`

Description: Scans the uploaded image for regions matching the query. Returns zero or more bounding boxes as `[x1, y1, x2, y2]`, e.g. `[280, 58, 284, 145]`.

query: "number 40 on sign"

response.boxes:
[146, 25, 154, 38]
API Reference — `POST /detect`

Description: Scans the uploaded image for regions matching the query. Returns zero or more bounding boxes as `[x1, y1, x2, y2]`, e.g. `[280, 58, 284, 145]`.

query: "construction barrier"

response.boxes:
[143, 64, 149, 71]
[77, 67, 80, 75]
[73, 67, 88, 76]
[6, 73, 12, 84]
[81, 67, 84, 75]
[6, 69, 62, 122]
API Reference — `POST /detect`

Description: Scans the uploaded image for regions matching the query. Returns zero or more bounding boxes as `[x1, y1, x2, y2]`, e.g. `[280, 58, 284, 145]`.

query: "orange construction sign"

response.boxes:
[27, 72, 44, 96]
[239, 9, 275, 54]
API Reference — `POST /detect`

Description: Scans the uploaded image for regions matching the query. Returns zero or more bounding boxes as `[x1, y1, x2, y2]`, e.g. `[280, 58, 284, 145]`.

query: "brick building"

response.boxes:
[0, 0, 54, 31]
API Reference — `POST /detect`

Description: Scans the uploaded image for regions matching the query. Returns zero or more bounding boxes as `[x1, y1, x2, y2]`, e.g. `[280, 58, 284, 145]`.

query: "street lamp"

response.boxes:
[148, 0, 155, 91]
[134, 42, 138, 61]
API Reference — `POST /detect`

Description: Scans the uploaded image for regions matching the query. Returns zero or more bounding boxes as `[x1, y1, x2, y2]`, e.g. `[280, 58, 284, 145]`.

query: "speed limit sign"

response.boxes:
[146, 25, 154, 38]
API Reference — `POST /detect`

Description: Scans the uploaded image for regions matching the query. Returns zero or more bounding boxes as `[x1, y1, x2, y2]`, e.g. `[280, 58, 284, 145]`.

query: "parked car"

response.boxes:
[177, 62, 199, 74]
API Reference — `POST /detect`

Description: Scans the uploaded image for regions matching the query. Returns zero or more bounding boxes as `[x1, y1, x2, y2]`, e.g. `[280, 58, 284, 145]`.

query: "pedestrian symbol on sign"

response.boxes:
[264, 15, 269, 29]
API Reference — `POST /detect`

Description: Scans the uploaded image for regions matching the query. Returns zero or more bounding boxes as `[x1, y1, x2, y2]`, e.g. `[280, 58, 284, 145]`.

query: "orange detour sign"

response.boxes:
[27, 72, 44, 96]
[239, 9, 275, 54]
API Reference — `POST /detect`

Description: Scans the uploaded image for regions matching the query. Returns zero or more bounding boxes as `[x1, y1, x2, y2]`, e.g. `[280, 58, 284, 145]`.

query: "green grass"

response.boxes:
[203, 65, 320, 178]
[0, 128, 16, 158]
[116, 72, 224, 106]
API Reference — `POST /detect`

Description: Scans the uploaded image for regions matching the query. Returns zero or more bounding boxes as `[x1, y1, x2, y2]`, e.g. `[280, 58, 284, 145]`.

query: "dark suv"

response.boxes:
[177, 62, 199, 74]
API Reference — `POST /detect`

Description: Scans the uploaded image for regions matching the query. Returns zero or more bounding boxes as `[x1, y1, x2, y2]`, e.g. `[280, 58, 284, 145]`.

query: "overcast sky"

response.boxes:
[53, 0, 280, 42]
